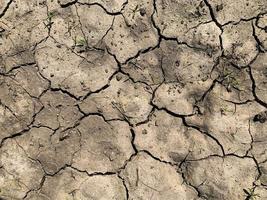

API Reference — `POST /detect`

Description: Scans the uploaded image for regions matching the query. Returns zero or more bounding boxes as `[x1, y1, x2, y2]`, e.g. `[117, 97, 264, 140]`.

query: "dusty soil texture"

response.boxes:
[0, 0, 267, 199]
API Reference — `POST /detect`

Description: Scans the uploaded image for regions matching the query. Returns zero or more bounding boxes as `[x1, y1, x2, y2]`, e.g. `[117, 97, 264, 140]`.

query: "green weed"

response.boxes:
[44, 11, 54, 30]
[244, 188, 260, 200]
[75, 37, 87, 47]
[222, 68, 240, 90]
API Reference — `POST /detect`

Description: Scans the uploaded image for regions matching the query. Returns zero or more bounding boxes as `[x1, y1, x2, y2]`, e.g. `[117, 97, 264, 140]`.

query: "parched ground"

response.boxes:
[0, 0, 267, 199]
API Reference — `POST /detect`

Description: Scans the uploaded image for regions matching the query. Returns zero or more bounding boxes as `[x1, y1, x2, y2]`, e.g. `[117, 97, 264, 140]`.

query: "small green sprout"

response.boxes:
[220, 105, 231, 115]
[72, 36, 88, 52]
[129, 4, 145, 19]
[72, 36, 88, 53]
[221, 67, 240, 90]
[231, 78, 240, 87]
[44, 11, 54, 30]
[75, 37, 87, 47]
[47, 11, 54, 21]
[222, 67, 232, 77]
[244, 188, 260, 200]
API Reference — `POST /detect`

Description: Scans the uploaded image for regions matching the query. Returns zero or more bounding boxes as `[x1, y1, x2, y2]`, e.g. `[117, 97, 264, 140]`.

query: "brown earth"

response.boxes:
[0, 0, 267, 199]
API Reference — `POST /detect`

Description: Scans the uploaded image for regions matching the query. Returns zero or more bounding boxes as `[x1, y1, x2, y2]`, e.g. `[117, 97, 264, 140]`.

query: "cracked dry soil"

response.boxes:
[0, 0, 267, 199]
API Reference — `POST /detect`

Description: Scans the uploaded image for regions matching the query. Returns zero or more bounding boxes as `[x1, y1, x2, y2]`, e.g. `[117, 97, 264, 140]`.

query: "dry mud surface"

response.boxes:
[0, 0, 267, 199]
